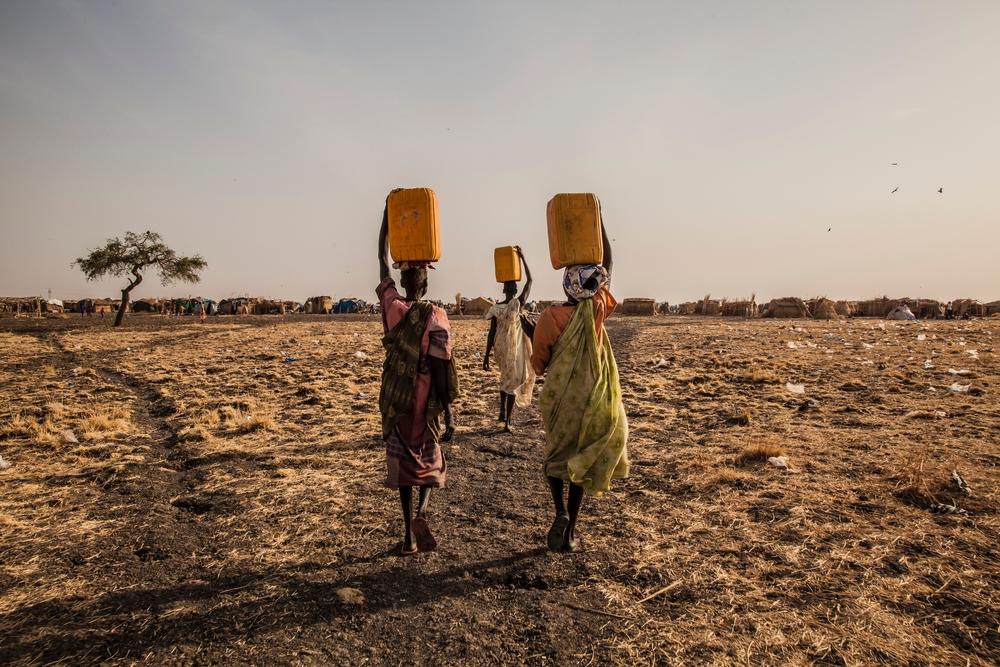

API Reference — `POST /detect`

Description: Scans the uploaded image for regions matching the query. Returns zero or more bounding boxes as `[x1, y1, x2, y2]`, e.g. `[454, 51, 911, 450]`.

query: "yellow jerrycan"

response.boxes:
[387, 188, 441, 264]
[493, 246, 522, 283]
[546, 193, 603, 269]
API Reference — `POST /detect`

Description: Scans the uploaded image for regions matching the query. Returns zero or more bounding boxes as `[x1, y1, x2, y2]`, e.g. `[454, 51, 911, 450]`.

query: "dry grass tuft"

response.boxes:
[735, 440, 784, 465]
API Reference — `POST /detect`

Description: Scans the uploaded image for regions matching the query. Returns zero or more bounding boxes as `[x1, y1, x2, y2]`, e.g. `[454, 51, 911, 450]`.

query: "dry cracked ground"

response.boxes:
[0, 314, 998, 665]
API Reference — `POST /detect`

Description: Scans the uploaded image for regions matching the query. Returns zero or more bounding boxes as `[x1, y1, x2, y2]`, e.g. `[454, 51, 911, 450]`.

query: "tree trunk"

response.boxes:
[114, 272, 142, 328]
[114, 288, 131, 327]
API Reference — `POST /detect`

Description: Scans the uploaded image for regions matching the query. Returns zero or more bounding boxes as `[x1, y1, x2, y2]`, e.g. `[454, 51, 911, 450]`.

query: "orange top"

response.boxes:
[531, 287, 617, 376]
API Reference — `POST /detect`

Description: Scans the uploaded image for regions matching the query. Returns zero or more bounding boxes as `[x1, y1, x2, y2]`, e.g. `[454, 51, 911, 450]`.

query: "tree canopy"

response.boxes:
[75, 231, 206, 286]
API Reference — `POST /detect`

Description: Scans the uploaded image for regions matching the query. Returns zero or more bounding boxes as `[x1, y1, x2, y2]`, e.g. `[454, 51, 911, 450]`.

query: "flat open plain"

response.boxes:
[1, 314, 997, 665]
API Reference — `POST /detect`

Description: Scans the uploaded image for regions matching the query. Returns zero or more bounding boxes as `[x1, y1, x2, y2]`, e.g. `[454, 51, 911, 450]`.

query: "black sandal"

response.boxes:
[547, 514, 570, 552]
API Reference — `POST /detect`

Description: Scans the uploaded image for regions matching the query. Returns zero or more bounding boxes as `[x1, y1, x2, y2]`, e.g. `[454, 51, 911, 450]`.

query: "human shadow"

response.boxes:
[1, 547, 548, 663]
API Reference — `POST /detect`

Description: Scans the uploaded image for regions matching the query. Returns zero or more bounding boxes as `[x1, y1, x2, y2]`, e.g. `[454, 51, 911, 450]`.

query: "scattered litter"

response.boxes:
[948, 383, 971, 393]
[72, 367, 84, 374]
[917, 334, 927, 341]
[357, 392, 366, 399]
[767, 456, 796, 471]
[650, 358, 670, 369]
[806, 342, 817, 348]
[966, 349, 979, 360]
[786, 341, 802, 350]
[60, 430, 78, 444]
[923, 360, 934, 370]
[335, 587, 366, 605]
[927, 387, 937, 393]
[951, 470, 971, 496]
[947, 368, 971, 376]
[785, 382, 805, 395]
[904, 410, 947, 419]
[0, 455, 11, 470]
[353, 351, 368, 360]
[798, 399, 820, 412]
[862, 342, 875, 349]
[282, 357, 298, 363]
[929, 503, 967, 516]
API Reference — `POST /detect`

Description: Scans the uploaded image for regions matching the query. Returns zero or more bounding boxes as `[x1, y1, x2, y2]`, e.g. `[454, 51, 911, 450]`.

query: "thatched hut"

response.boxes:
[720, 298, 757, 318]
[695, 296, 721, 316]
[812, 298, 839, 320]
[463, 297, 495, 316]
[834, 301, 856, 317]
[951, 299, 986, 318]
[676, 302, 698, 315]
[620, 298, 657, 316]
[305, 296, 333, 314]
[763, 297, 810, 318]
[132, 298, 162, 314]
[855, 297, 894, 318]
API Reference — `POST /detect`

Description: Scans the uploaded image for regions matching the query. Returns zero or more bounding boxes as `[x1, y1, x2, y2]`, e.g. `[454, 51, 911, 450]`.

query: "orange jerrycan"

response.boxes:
[493, 246, 522, 283]
[546, 193, 603, 269]
[387, 188, 441, 264]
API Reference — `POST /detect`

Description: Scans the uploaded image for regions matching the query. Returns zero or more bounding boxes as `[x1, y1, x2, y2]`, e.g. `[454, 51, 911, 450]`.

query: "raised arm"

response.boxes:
[378, 202, 391, 282]
[600, 205, 613, 277]
[515, 245, 532, 305]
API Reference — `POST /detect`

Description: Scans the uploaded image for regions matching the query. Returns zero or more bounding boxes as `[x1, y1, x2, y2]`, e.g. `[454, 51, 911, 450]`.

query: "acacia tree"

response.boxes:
[74, 231, 207, 327]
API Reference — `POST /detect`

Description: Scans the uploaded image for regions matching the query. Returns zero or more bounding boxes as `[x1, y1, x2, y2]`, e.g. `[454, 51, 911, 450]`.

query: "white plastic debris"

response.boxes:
[767, 456, 789, 469]
[951, 470, 971, 496]
[862, 342, 875, 349]
[650, 358, 669, 369]
[967, 349, 979, 360]
[923, 360, 935, 369]
[948, 383, 971, 393]
[917, 334, 927, 341]
[786, 341, 802, 350]
[353, 351, 368, 360]
[929, 502, 967, 516]
[0, 455, 11, 470]
[947, 369, 972, 376]
[785, 383, 806, 395]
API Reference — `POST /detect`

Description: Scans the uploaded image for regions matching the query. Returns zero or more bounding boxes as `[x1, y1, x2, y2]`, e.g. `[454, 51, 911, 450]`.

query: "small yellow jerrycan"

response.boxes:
[493, 246, 522, 283]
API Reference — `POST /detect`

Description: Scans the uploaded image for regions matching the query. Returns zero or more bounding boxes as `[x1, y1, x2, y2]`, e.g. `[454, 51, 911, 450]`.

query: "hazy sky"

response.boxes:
[2, 1, 998, 304]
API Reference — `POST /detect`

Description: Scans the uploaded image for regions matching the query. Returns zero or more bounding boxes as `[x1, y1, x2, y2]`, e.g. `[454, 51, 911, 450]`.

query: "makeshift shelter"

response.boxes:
[305, 296, 333, 314]
[721, 299, 757, 317]
[985, 300, 1000, 316]
[657, 302, 672, 315]
[914, 299, 945, 319]
[463, 297, 495, 316]
[834, 301, 856, 317]
[93, 299, 114, 315]
[333, 298, 366, 314]
[621, 298, 657, 316]
[763, 297, 811, 318]
[856, 297, 894, 318]
[886, 303, 916, 321]
[695, 297, 721, 316]
[951, 299, 986, 318]
[676, 302, 698, 315]
[812, 298, 839, 320]
[132, 298, 161, 314]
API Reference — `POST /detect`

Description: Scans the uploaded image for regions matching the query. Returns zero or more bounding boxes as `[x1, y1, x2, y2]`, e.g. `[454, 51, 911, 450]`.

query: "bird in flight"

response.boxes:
[938, 187, 943, 194]
[891, 187, 899, 193]
[827, 228, 831, 232]
[891, 162, 899, 166]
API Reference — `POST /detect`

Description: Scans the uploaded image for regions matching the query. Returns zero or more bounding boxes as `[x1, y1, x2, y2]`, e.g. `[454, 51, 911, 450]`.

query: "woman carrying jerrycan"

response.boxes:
[376, 188, 458, 556]
[531, 194, 630, 553]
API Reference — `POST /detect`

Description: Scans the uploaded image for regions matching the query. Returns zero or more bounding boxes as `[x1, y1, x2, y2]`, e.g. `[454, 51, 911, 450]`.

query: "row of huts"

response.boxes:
[666, 296, 1000, 319]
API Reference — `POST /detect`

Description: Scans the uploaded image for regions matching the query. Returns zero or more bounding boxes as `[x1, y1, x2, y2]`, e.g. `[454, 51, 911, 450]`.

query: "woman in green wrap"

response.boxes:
[530, 220, 629, 552]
